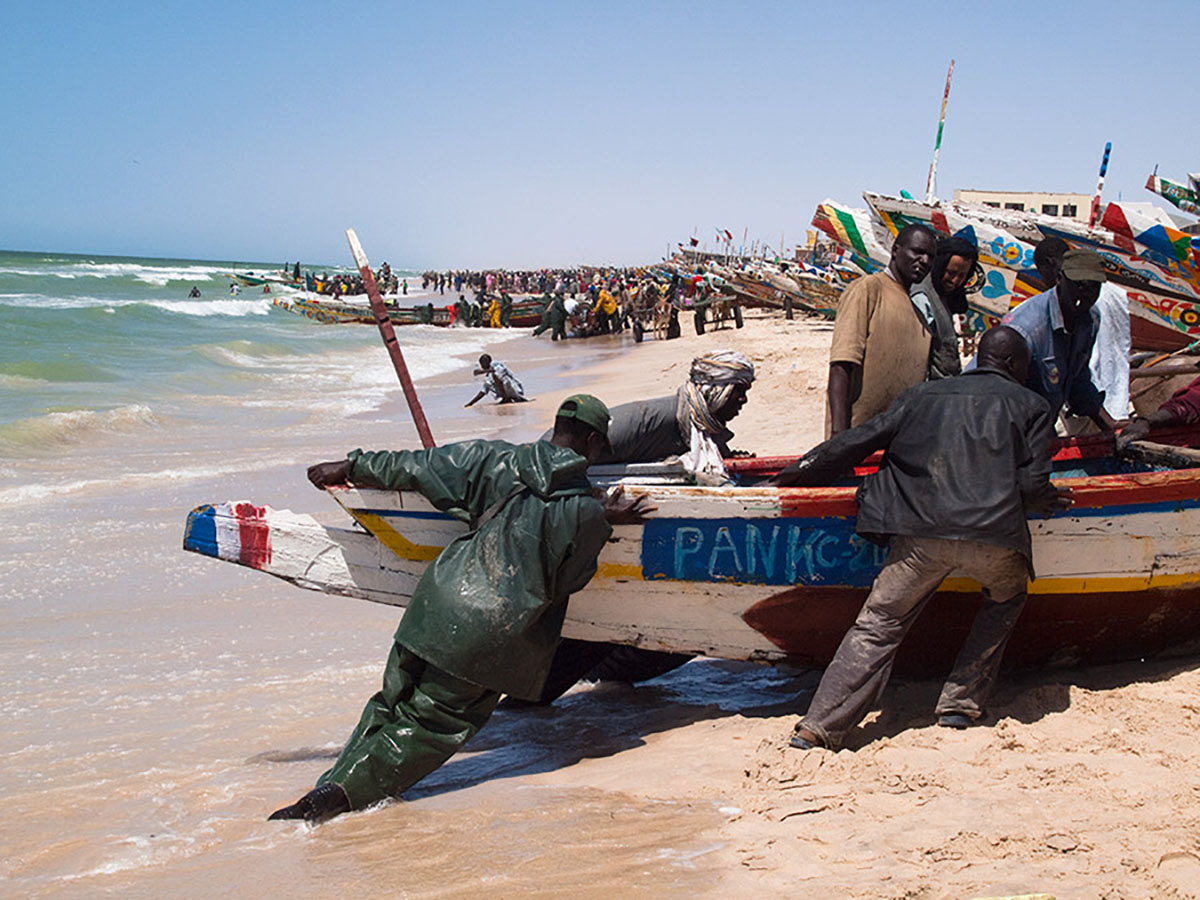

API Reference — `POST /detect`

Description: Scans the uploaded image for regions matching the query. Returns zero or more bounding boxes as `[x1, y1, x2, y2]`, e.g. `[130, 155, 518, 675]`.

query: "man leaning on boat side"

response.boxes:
[527, 350, 757, 705]
[773, 326, 1071, 751]
[825, 224, 937, 438]
[968, 245, 1119, 432]
[267, 395, 652, 824]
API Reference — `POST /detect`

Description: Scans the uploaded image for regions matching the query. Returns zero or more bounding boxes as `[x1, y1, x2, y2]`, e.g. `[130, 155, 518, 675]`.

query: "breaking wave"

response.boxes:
[0, 405, 161, 455]
[0, 293, 276, 317]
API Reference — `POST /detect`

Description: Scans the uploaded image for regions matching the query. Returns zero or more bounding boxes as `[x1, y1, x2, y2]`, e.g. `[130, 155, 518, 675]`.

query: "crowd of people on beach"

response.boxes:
[265, 223, 1181, 826]
[417, 264, 738, 342]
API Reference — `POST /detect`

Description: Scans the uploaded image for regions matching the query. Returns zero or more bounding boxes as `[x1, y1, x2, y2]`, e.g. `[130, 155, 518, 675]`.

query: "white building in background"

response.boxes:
[952, 189, 1091, 222]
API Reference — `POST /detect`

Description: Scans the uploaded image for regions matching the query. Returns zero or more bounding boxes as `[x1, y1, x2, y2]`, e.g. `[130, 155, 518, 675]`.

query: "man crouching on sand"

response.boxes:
[270, 394, 653, 823]
[772, 327, 1071, 751]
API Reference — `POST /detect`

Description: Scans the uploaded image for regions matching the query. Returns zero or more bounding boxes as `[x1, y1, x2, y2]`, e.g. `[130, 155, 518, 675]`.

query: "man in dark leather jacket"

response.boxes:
[773, 326, 1070, 751]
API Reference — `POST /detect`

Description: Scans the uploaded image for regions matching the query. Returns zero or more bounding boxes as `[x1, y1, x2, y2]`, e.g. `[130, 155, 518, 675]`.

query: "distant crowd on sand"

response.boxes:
[423, 265, 733, 341]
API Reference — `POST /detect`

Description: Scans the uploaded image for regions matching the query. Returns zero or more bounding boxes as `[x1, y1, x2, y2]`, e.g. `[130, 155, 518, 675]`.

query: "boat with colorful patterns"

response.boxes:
[183, 428, 1200, 676]
[857, 191, 1200, 352]
[272, 294, 546, 327]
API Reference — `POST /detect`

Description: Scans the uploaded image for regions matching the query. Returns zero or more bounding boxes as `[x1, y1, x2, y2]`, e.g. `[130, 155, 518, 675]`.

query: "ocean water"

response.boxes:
[0, 250, 523, 505]
[0, 249, 734, 896]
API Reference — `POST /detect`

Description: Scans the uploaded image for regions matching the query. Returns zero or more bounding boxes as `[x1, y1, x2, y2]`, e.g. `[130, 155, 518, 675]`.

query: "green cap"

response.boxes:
[1060, 248, 1107, 283]
[556, 393, 612, 448]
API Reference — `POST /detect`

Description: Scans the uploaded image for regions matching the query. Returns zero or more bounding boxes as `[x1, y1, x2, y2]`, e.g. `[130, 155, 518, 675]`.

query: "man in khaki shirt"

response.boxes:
[826, 224, 937, 436]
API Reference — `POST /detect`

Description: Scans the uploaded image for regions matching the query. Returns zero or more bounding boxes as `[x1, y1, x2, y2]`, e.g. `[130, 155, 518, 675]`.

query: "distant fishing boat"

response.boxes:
[226, 270, 303, 289]
[1146, 172, 1200, 218]
[183, 428, 1200, 675]
[272, 294, 547, 327]
[823, 190, 1200, 352]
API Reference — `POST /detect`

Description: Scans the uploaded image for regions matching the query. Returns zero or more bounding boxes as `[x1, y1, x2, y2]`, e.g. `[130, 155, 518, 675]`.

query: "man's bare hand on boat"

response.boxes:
[308, 460, 349, 489]
[602, 486, 656, 525]
[1027, 484, 1073, 517]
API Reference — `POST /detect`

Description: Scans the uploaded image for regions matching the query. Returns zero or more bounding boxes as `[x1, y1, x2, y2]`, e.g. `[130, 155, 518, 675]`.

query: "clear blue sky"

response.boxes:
[5, 1, 1195, 269]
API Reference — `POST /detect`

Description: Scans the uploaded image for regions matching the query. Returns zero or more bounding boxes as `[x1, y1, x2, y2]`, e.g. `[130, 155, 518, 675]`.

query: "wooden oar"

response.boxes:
[1136, 339, 1200, 370]
[346, 228, 436, 449]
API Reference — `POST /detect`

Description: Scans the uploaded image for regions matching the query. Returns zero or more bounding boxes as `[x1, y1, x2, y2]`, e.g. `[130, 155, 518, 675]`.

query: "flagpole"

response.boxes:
[1088, 141, 1112, 228]
[925, 59, 955, 204]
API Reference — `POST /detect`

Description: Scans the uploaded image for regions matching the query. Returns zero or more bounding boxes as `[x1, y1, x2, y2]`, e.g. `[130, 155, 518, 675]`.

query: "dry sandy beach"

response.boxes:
[6, 309, 1200, 898]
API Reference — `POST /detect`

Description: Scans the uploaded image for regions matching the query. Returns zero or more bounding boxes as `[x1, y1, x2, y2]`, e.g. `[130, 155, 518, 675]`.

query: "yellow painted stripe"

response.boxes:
[942, 572, 1200, 595]
[598, 561, 643, 579]
[351, 512, 442, 562]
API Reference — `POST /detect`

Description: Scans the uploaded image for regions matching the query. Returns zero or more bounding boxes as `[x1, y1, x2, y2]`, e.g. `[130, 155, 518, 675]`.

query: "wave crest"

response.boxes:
[0, 404, 161, 455]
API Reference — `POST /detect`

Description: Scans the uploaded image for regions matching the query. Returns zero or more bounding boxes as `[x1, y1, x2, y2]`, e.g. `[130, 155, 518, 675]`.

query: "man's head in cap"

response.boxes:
[1055, 248, 1106, 331]
[552, 393, 612, 462]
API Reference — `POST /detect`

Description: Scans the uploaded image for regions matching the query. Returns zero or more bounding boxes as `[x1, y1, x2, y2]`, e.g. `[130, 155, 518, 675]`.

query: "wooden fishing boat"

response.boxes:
[227, 271, 304, 289]
[862, 191, 1200, 352]
[183, 428, 1200, 675]
[272, 295, 376, 324]
[1146, 172, 1200, 218]
[272, 295, 545, 327]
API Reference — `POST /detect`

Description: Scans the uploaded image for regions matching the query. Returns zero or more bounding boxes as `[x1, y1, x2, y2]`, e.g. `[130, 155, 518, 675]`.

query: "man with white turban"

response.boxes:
[671, 350, 757, 483]
[526, 350, 756, 705]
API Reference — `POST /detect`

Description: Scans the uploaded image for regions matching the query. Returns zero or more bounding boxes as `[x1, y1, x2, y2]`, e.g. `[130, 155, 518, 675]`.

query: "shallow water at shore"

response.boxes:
[1, 260, 747, 895]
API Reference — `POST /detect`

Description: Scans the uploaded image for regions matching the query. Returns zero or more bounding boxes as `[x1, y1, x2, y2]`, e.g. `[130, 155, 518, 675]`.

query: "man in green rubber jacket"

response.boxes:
[269, 394, 652, 824]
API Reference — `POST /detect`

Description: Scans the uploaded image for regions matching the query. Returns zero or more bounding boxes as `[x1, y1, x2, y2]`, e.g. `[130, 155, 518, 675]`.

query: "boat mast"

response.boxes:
[924, 59, 955, 205]
[1088, 141, 1112, 228]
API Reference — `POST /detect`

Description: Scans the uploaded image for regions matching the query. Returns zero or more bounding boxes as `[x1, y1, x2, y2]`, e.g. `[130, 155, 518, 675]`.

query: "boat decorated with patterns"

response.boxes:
[183, 428, 1200, 676]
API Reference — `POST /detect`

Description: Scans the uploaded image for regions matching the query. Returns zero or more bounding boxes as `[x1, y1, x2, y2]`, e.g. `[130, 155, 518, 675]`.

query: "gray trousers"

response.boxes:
[800, 535, 1029, 750]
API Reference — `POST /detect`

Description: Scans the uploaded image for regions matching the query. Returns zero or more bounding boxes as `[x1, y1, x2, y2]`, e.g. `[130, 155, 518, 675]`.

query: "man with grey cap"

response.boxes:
[270, 394, 651, 823]
[973, 247, 1118, 431]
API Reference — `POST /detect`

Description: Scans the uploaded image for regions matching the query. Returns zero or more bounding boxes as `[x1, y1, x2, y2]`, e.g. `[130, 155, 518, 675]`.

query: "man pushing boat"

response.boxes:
[774, 326, 1071, 751]
[268, 394, 652, 824]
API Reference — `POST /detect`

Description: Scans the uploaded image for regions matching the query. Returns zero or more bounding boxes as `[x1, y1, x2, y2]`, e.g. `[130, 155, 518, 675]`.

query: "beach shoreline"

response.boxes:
[5, 308, 1200, 898]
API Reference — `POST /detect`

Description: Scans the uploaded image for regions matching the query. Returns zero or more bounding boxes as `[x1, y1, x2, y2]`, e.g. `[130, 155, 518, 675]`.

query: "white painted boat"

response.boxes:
[184, 431, 1200, 675]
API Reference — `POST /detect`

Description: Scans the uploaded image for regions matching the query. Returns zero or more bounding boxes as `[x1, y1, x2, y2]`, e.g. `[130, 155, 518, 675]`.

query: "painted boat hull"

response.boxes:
[861, 191, 1200, 352]
[183, 439, 1200, 674]
[272, 295, 544, 327]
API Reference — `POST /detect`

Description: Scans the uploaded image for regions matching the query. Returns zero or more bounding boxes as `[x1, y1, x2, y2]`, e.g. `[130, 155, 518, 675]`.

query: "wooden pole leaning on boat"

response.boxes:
[345, 228, 436, 449]
[1120, 440, 1200, 469]
[1128, 360, 1200, 380]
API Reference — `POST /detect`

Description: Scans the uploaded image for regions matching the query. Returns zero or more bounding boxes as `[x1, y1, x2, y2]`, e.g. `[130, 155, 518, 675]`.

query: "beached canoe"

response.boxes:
[862, 191, 1200, 352]
[272, 294, 545, 327]
[182, 429, 1200, 675]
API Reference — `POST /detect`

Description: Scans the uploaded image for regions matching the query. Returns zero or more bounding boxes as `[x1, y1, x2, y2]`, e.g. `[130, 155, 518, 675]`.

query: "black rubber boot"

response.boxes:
[268, 783, 352, 824]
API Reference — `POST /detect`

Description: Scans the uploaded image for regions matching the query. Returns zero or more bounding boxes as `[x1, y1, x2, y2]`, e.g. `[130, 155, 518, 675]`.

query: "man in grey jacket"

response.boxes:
[774, 326, 1070, 750]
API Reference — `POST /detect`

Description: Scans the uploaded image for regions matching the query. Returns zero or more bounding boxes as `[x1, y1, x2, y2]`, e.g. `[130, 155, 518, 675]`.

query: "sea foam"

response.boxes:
[0, 405, 161, 454]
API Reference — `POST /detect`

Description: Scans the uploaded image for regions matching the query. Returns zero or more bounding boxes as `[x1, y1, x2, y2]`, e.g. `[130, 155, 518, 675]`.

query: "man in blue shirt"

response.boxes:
[987, 247, 1117, 431]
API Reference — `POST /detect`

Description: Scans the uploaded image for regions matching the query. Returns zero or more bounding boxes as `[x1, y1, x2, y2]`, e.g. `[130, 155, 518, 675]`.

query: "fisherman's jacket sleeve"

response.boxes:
[1016, 398, 1057, 510]
[346, 442, 512, 522]
[550, 498, 612, 599]
[1066, 372, 1105, 420]
[774, 395, 903, 487]
[1159, 376, 1200, 425]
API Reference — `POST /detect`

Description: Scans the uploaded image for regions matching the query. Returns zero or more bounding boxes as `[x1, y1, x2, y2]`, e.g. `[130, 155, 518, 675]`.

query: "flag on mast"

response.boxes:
[1088, 141, 1112, 228]
[924, 59, 955, 204]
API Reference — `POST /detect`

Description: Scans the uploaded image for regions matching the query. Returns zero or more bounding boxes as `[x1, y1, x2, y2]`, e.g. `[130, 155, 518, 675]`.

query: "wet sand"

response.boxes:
[5, 312, 1200, 898]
